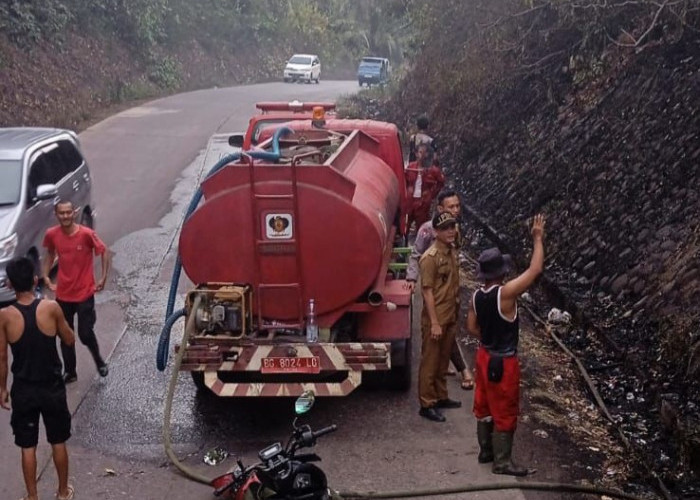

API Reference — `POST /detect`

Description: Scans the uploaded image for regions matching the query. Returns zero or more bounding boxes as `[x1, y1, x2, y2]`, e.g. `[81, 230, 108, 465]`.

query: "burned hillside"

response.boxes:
[355, 0, 700, 496]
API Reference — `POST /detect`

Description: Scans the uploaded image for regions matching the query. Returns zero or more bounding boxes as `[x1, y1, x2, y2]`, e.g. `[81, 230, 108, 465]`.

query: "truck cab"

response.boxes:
[229, 101, 337, 151]
[357, 57, 390, 87]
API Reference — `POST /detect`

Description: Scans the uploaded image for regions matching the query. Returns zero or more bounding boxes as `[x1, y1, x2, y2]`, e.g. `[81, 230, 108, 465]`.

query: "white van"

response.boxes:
[283, 54, 321, 84]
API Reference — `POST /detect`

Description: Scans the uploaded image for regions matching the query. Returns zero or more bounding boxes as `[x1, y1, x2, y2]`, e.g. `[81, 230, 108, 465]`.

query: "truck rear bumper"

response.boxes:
[178, 341, 391, 397]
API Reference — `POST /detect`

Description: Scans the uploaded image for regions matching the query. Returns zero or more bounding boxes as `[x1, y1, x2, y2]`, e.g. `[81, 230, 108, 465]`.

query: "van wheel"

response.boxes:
[26, 250, 41, 279]
[315, 75, 320, 84]
[80, 210, 94, 229]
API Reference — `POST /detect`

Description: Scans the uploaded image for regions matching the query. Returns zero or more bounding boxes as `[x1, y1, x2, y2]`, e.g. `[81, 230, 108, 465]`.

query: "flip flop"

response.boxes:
[461, 378, 475, 391]
[56, 484, 75, 500]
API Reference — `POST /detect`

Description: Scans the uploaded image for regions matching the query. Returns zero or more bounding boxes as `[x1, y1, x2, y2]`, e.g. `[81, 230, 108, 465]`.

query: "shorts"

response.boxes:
[10, 378, 71, 448]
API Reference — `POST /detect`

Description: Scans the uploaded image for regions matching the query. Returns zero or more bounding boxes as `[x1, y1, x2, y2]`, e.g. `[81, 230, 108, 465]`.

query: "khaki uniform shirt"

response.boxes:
[419, 239, 460, 325]
[407, 222, 463, 282]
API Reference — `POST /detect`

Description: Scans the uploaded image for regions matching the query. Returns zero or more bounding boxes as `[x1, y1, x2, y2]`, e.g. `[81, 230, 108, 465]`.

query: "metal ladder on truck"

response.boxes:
[245, 152, 306, 333]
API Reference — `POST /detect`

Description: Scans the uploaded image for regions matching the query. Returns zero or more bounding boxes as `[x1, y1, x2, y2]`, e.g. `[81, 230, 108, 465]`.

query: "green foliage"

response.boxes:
[0, 0, 72, 45]
[147, 54, 181, 89]
[0, 0, 413, 77]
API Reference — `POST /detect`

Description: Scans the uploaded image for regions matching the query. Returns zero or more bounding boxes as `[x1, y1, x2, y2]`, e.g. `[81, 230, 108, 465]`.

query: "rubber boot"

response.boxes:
[476, 420, 494, 463]
[492, 431, 528, 476]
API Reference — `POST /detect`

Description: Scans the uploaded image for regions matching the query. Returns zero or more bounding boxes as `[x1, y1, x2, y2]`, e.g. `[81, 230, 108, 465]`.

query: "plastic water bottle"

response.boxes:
[305, 298, 319, 343]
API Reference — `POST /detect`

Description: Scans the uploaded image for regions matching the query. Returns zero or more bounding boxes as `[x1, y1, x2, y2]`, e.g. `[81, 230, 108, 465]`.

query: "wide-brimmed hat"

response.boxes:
[476, 247, 513, 281]
[432, 212, 457, 230]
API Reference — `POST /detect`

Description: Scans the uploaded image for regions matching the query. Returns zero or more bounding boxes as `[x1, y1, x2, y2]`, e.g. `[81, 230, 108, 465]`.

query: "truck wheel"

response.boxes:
[385, 338, 412, 391]
[358, 80, 363, 87]
[191, 372, 207, 392]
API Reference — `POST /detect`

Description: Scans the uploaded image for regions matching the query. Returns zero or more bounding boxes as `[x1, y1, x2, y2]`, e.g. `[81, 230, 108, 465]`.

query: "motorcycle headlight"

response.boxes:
[0, 233, 18, 261]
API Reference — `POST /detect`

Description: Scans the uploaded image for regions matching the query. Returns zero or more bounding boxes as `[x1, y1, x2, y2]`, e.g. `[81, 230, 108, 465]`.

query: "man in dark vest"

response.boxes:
[0, 257, 76, 500]
[466, 214, 545, 476]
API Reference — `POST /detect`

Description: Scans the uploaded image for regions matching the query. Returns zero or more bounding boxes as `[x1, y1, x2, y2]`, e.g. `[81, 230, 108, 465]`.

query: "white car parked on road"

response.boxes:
[283, 54, 321, 84]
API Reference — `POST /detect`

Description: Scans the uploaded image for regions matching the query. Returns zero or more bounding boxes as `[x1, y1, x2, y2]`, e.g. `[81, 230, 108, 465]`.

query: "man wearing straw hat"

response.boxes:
[466, 214, 545, 476]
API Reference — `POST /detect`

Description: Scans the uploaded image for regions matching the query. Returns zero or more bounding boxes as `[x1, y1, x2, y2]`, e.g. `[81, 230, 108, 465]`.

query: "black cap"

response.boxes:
[432, 212, 457, 229]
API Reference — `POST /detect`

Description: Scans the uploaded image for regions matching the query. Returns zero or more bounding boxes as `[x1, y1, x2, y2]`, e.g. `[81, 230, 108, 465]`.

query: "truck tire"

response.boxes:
[385, 338, 412, 391]
[358, 80, 363, 87]
[191, 372, 207, 392]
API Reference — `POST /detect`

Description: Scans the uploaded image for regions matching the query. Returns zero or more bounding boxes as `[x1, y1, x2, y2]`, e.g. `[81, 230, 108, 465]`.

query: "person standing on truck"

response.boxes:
[406, 190, 474, 391]
[418, 212, 463, 422]
[408, 115, 437, 163]
[42, 200, 110, 383]
[0, 257, 76, 500]
[466, 214, 545, 476]
[405, 143, 445, 231]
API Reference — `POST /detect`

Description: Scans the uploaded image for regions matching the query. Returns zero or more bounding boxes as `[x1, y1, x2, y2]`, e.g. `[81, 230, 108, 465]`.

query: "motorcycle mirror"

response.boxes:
[294, 390, 315, 415]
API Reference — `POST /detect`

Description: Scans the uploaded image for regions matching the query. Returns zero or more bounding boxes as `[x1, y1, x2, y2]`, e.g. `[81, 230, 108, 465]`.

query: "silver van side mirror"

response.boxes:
[35, 184, 58, 201]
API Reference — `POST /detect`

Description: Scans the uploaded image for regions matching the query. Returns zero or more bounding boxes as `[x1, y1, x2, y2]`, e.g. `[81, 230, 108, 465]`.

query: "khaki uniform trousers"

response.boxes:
[418, 320, 457, 408]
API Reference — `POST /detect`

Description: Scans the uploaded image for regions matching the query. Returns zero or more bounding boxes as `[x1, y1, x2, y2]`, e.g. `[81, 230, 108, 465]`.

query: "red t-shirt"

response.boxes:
[42, 225, 106, 302]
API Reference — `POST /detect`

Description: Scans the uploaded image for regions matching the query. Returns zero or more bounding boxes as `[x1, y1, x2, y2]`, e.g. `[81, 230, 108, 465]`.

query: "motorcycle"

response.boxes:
[211, 391, 341, 500]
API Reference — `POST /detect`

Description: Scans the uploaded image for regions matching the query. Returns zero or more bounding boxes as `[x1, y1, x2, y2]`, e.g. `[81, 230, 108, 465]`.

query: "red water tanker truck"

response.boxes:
[161, 102, 412, 397]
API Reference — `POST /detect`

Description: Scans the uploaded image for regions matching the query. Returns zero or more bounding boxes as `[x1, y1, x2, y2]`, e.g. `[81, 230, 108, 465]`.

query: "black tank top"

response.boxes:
[473, 285, 519, 355]
[9, 300, 63, 382]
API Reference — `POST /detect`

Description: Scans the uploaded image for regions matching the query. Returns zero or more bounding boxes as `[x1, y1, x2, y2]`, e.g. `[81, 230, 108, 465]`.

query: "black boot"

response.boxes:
[476, 420, 494, 463]
[492, 431, 529, 476]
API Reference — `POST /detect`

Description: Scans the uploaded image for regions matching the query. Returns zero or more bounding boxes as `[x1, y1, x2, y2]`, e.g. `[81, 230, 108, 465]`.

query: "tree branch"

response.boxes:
[606, 0, 671, 47]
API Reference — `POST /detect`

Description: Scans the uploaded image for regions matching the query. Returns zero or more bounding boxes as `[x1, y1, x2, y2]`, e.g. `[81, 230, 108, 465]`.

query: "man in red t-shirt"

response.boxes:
[42, 200, 111, 383]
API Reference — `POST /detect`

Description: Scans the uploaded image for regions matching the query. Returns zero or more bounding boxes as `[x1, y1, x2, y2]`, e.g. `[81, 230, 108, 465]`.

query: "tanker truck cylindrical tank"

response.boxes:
[179, 158, 399, 320]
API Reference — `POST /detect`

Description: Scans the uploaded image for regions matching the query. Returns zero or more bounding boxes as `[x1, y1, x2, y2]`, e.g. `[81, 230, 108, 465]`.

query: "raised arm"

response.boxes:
[500, 214, 546, 309]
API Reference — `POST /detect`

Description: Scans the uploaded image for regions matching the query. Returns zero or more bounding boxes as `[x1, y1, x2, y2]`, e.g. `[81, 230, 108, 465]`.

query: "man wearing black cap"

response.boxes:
[417, 211, 462, 422]
[406, 190, 474, 390]
[466, 214, 545, 475]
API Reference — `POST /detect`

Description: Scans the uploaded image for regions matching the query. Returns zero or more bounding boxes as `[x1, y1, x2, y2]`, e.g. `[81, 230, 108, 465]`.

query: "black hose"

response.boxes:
[339, 481, 652, 499]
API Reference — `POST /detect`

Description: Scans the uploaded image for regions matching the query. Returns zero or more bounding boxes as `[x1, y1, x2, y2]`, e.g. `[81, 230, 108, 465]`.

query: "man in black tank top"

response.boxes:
[0, 257, 76, 500]
[466, 215, 545, 476]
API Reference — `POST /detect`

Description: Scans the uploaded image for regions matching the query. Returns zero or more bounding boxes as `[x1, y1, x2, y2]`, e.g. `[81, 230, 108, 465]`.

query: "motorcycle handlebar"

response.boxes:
[312, 424, 337, 439]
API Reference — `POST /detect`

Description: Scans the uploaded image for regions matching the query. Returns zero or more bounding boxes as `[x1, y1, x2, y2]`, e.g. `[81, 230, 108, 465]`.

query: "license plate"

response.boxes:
[364, 74, 373, 78]
[261, 356, 321, 374]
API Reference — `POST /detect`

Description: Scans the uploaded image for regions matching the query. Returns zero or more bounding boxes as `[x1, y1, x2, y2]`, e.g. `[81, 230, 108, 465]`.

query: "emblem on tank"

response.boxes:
[265, 213, 293, 239]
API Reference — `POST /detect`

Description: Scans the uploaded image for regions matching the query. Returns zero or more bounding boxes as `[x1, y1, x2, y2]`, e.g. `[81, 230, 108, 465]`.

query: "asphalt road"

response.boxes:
[0, 81, 529, 500]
